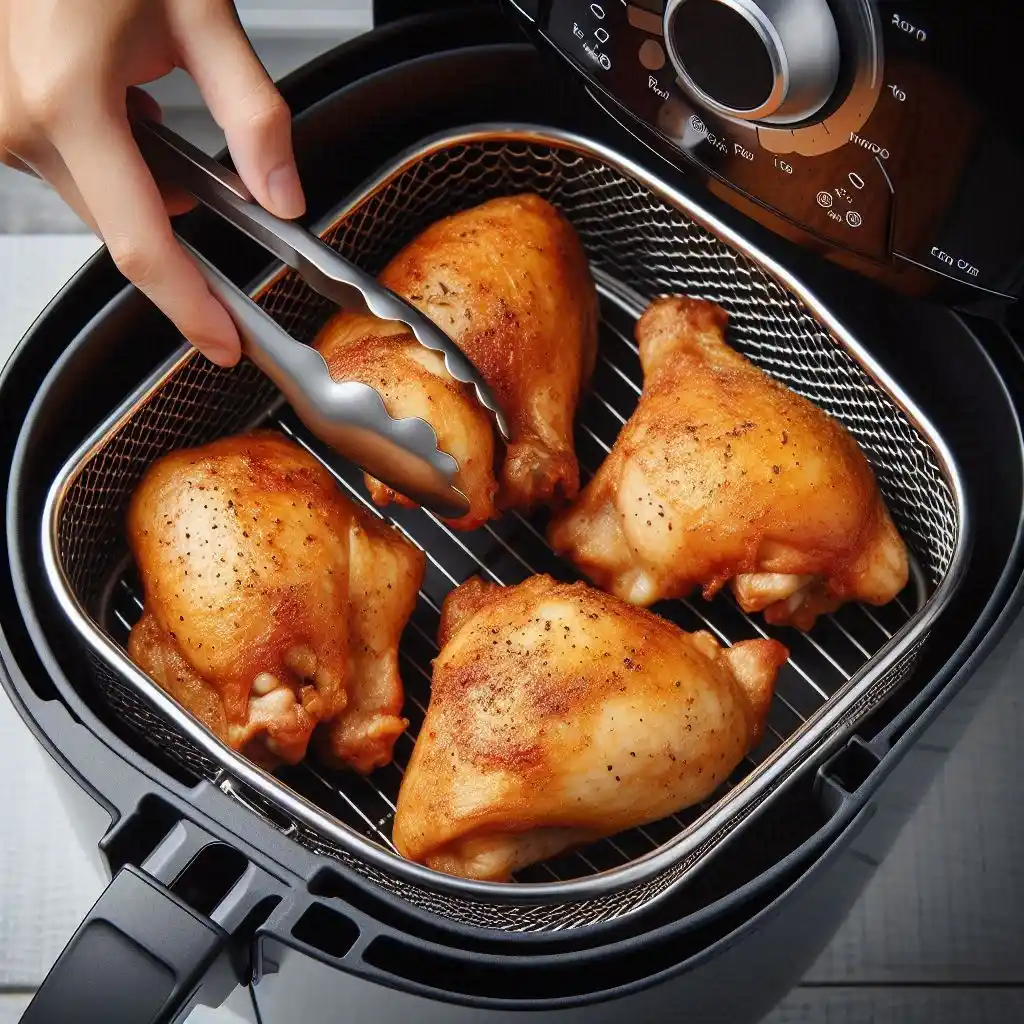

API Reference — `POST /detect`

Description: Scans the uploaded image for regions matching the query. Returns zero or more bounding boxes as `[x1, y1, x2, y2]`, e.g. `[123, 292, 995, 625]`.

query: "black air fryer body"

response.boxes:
[3, 4, 1024, 1022]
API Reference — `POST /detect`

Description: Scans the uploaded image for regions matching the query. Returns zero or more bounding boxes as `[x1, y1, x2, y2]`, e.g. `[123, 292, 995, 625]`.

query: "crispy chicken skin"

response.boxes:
[329, 192, 597, 520]
[313, 312, 499, 530]
[380, 195, 599, 512]
[126, 431, 424, 773]
[548, 297, 909, 631]
[392, 575, 788, 882]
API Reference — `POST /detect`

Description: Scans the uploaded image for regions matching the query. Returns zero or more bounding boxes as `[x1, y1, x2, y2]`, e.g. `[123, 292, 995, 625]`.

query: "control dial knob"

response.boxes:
[664, 0, 841, 125]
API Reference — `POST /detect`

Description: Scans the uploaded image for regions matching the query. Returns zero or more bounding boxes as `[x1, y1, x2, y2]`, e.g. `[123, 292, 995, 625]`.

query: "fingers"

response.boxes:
[0, 112, 102, 233]
[51, 97, 241, 365]
[0, 90, 43, 175]
[171, 1, 305, 220]
[0, 148, 35, 175]
[17, 147, 102, 235]
[4, 89, 193, 223]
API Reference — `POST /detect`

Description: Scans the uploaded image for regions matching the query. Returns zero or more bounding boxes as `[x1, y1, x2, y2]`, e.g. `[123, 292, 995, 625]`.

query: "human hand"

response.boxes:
[1, 0, 306, 365]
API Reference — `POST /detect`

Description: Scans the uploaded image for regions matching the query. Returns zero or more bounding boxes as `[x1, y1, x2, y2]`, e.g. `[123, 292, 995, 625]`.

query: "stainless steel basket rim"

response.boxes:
[40, 122, 972, 909]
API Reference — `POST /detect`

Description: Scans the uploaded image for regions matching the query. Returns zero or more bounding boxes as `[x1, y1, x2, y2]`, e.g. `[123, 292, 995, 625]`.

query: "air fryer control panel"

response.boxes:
[504, 0, 1024, 302]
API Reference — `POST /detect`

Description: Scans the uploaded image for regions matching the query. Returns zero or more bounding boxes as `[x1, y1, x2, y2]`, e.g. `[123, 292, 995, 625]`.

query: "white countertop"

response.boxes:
[1, 235, 1022, 1024]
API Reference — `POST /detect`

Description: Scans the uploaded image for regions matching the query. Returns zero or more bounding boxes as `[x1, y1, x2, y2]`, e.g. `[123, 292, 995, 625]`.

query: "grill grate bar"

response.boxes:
[120, 579, 143, 610]
[857, 603, 894, 640]
[303, 762, 400, 853]
[825, 614, 873, 659]
[511, 510, 555, 547]
[599, 354, 642, 399]
[482, 522, 543, 577]
[753, 610, 852, 682]
[419, 509, 507, 585]
[589, 382, 630, 424]
[580, 422, 612, 457]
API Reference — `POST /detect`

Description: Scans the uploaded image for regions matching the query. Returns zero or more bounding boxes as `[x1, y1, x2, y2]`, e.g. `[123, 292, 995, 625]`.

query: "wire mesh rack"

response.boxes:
[44, 125, 967, 932]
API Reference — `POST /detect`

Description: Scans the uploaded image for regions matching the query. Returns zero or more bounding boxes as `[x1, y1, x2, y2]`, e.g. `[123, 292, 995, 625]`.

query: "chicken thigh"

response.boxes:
[126, 431, 424, 773]
[313, 312, 498, 530]
[549, 297, 909, 630]
[323, 193, 598, 522]
[392, 575, 788, 882]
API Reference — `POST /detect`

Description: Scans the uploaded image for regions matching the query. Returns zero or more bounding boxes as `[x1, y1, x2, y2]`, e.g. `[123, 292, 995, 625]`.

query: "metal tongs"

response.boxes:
[132, 117, 509, 520]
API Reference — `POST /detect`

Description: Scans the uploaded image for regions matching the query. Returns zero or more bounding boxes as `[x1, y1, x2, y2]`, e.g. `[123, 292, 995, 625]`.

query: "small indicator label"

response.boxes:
[582, 40, 612, 69]
[648, 75, 670, 100]
[891, 13, 927, 42]
[931, 247, 980, 277]
[849, 132, 891, 160]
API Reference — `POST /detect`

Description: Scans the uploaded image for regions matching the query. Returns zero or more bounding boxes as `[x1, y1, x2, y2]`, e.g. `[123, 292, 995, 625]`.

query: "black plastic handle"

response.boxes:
[20, 864, 228, 1024]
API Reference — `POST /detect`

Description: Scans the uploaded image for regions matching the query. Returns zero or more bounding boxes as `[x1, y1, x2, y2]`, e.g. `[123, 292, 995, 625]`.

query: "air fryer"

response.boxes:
[2, 3, 1024, 1023]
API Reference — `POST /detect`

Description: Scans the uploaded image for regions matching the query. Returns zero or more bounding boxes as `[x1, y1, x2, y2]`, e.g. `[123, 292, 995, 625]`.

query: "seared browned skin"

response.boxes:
[392, 575, 788, 882]
[548, 297, 909, 631]
[126, 431, 424, 772]
[313, 313, 498, 530]
[378, 193, 599, 515]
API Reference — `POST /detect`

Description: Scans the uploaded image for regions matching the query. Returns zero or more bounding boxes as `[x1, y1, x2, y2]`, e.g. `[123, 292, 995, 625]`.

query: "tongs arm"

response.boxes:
[132, 118, 508, 439]
[131, 118, 477, 520]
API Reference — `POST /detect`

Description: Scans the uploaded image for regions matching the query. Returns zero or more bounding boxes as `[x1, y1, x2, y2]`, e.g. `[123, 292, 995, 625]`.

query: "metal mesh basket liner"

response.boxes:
[47, 127, 965, 933]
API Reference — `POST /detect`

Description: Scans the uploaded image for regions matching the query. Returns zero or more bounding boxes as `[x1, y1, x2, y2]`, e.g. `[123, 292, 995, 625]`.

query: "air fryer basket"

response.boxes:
[42, 125, 968, 933]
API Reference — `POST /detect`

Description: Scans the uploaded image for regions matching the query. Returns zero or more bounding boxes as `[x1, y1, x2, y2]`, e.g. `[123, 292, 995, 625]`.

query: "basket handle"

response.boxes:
[19, 864, 228, 1024]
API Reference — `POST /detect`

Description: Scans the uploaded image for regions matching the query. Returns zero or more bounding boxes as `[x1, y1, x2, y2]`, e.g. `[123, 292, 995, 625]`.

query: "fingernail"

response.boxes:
[199, 336, 241, 367]
[266, 162, 306, 219]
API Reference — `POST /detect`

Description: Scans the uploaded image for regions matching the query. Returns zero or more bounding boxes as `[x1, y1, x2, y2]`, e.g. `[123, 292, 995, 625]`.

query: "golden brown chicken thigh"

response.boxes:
[392, 575, 788, 882]
[316, 193, 598, 524]
[381, 194, 599, 511]
[313, 312, 498, 530]
[126, 431, 424, 773]
[549, 297, 909, 630]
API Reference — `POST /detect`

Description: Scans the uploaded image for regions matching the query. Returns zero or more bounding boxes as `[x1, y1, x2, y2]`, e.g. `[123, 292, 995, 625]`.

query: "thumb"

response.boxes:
[171, 2, 306, 220]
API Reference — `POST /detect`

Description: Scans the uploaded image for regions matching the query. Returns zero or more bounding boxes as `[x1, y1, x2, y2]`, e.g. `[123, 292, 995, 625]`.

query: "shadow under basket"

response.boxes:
[42, 124, 969, 934]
